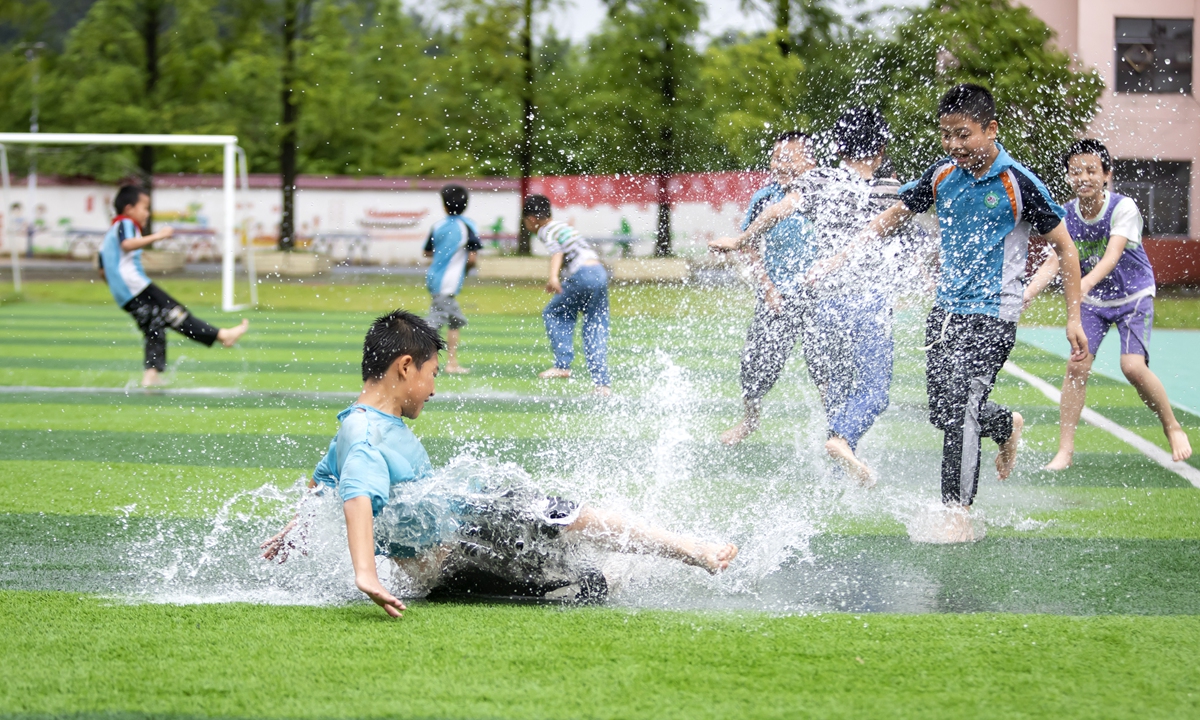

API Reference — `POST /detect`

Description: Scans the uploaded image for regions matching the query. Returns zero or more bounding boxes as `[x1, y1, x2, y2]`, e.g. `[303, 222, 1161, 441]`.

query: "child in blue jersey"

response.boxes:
[1025, 139, 1192, 468]
[423, 184, 482, 374]
[98, 185, 248, 387]
[815, 84, 1088, 542]
[522, 194, 612, 395]
[261, 310, 737, 616]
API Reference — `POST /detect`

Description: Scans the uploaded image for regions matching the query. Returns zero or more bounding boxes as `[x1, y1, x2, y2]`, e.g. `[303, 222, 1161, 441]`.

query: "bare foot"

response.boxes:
[217, 319, 249, 348]
[825, 436, 876, 488]
[444, 364, 470, 375]
[1042, 449, 1073, 471]
[719, 417, 759, 446]
[683, 542, 739, 574]
[594, 385, 612, 397]
[538, 367, 571, 379]
[1167, 426, 1193, 462]
[945, 506, 977, 543]
[996, 411, 1024, 480]
[141, 368, 167, 387]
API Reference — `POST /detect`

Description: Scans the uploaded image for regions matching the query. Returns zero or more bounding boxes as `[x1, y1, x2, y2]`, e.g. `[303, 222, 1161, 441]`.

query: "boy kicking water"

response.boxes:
[522, 195, 612, 396]
[99, 185, 248, 387]
[424, 184, 482, 374]
[813, 85, 1088, 542]
[261, 311, 735, 616]
[1025, 139, 1192, 467]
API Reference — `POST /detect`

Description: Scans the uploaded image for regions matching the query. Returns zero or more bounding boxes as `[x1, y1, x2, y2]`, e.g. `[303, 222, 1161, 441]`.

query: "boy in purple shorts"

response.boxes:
[1025, 139, 1192, 467]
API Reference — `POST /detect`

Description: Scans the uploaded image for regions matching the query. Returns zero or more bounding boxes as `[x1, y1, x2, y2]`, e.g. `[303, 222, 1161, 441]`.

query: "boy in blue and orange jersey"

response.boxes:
[98, 185, 248, 387]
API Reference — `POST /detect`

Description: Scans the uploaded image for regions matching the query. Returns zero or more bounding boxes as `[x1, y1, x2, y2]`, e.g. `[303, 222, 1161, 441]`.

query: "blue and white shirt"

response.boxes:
[899, 143, 1065, 321]
[99, 216, 152, 307]
[742, 183, 818, 295]
[312, 404, 434, 516]
[424, 216, 482, 296]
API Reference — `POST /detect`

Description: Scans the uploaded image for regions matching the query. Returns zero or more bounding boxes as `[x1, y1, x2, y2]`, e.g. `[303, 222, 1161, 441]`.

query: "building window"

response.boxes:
[1113, 160, 1191, 236]
[1115, 18, 1193, 94]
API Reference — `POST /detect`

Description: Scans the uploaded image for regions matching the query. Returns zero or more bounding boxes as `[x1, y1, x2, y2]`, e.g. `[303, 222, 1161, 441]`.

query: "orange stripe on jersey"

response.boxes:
[999, 171, 1020, 223]
[931, 164, 955, 203]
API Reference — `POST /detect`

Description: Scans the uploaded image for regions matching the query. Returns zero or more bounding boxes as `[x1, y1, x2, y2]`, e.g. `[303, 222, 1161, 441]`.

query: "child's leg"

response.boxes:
[579, 266, 611, 387]
[723, 294, 804, 445]
[446, 328, 462, 368]
[1045, 354, 1094, 470]
[565, 506, 737, 574]
[1120, 354, 1193, 461]
[542, 279, 583, 372]
[827, 295, 893, 451]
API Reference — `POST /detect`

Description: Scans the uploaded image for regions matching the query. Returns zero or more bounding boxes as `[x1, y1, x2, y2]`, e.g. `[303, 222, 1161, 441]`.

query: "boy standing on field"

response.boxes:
[522, 194, 612, 396]
[424, 184, 482, 375]
[99, 185, 248, 387]
[815, 84, 1088, 542]
[1025, 139, 1192, 468]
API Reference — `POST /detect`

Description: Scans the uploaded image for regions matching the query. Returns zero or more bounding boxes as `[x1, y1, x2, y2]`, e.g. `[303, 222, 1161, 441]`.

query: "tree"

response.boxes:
[278, 0, 313, 251]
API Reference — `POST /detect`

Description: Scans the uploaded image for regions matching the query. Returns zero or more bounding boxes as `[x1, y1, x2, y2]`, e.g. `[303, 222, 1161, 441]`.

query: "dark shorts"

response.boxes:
[1081, 295, 1153, 362]
[428, 294, 468, 330]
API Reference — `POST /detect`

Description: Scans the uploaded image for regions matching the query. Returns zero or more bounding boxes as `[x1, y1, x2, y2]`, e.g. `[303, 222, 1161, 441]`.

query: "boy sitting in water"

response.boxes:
[261, 310, 736, 617]
[1024, 139, 1192, 468]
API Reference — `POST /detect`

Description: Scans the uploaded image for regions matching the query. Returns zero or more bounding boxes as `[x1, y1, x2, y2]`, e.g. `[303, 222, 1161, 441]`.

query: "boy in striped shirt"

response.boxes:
[521, 195, 612, 395]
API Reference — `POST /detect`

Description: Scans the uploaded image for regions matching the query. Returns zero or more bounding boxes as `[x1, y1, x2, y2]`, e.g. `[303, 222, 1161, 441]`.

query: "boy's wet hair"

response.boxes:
[522, 194, 552, 219]
[774, 130, 810, 145]
[937, 84, 996, 126]
[114, 185, 149, 215]
[1062, 139, 1111, 174]
[834, 107, 889, 160]
[441, 184, 468, 215]
[361, 309, 446, 381]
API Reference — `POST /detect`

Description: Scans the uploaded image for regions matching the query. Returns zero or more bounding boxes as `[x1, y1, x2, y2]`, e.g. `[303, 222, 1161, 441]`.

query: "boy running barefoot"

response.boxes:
[1025, 139, 1192, 467]
[812, 85, 1088, 542]
[423, 184, 482, 374]
[261, 311, 735, 616]
[99, 185, 248, 387]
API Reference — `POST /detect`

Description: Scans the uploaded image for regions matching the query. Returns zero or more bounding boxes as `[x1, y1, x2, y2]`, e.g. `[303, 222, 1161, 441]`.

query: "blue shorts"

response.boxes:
[1080, 295, 1153, 362]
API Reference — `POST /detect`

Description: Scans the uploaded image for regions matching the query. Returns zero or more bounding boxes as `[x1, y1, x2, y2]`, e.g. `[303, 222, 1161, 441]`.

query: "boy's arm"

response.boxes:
[465, 224, 483, 271]
[546, 252, 564, 294]
[1041, 222, 1088, 361]
[806, 202, 914, 283]
[344, 496, 406, 618]
[710, 192, 802, 253]
[1023, 249, 1060, 309]
[422, 230, 434, 259]
[119, 226, 174, 252]
[1079, 233, 1129, 296]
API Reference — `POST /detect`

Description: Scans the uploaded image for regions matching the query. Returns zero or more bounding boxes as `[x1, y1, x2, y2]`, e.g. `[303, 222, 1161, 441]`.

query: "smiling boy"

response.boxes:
[816, 84, 1087, 542]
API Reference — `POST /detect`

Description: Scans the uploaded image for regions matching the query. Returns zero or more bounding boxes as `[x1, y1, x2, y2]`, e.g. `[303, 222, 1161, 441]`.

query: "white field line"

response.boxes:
[1003, 361, 1200, 488]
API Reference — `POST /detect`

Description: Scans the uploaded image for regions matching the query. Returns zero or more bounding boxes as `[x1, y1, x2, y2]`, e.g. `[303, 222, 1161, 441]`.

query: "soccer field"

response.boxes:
[2, 280, 1199, 719]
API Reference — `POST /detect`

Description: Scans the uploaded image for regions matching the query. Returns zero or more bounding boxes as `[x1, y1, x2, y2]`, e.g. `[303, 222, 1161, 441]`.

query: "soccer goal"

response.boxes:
[0, 133, 256, 312]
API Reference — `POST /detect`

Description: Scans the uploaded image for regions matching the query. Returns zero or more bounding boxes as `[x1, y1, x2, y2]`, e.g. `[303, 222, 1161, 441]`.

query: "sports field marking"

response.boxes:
[1004, 361, 1200, 488]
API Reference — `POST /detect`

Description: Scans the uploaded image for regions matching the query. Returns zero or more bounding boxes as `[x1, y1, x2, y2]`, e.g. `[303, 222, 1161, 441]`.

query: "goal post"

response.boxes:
[0, 132, 255, 312]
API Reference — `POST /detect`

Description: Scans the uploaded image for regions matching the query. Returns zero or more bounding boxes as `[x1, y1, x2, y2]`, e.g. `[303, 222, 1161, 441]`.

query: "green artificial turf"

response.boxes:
[3, 591, 1200, 720]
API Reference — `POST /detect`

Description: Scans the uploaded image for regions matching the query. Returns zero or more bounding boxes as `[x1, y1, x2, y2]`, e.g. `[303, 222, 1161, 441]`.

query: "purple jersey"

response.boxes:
[1065, 193, 1155, 305]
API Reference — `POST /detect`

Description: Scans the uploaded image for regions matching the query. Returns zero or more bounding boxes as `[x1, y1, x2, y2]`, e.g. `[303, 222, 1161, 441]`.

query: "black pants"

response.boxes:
[122, 284, 219, 371]
[925, 307, 1016, 506]
[740, 291, 811, 405]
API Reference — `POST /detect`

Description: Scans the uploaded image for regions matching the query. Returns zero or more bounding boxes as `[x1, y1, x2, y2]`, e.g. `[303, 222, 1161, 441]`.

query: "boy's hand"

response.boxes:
[806, 252, 847, 284]
[1066, 320, 1088, 362]
[1080, 276, 1096, 296]
[763, 283, 783, 314]
[545, 278, 562, 294]
[708, 236, 740, 254]
[356, 575, 406, 618]
[260, 519, 298, 562]
[159, 226, 175, 239]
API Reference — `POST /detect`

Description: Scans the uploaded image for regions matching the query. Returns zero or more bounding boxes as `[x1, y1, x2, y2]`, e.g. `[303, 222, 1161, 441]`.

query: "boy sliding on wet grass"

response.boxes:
[261, 310, 736, 617]
[1025, 139, 1192, 467]
[99, 185, 248, 387]
[812, 84, 1088, 543]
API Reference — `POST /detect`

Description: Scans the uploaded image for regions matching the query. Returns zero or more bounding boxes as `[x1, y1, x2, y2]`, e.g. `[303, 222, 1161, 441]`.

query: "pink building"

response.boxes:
[1020, 0, 1199, 281]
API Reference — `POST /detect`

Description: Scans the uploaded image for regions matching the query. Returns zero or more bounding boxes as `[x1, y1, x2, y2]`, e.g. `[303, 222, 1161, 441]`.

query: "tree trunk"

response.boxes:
[655, 39, 675, 257]
[140, 0, 160, 232]
[517, 0, 534, 256]
[278, 0, 300, 252]
[775, 0, 791, 56]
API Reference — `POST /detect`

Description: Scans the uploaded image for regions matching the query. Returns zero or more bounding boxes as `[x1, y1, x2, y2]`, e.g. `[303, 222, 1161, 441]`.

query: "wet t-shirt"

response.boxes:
[312, 403, 433, 516]
[742, 182, 818, 294]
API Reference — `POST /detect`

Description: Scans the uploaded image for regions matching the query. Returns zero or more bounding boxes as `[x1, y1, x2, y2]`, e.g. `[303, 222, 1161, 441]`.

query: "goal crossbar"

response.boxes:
[0, 132, 254, 312]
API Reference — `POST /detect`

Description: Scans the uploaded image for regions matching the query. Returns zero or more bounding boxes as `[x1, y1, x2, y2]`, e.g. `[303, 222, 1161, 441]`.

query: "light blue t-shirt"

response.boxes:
[743, 183, 818, 295]
[424, 216, 482, 296]
[99, 217, 152, 307]
[312, 404, 433, 517]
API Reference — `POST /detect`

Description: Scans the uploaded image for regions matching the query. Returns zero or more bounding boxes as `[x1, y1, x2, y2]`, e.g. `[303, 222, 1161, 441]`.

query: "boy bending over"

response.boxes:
[1025, 139, 1191, 468]
[262, 310, 735, 616]
[99, 185, 248, 387]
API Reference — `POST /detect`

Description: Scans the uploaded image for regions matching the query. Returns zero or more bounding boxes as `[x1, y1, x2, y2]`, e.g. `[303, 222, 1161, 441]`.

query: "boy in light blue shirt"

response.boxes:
[261, 310, 737, 615]
[423, 184, 482, 375]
